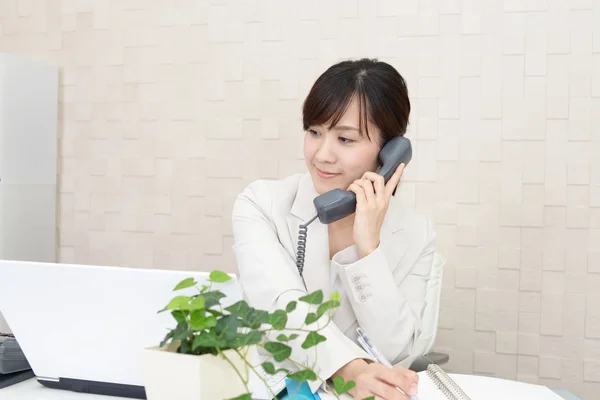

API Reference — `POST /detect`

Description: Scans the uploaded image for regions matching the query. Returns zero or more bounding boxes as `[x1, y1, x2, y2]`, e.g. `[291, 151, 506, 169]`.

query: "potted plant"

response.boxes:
[140, 270, 360, 400]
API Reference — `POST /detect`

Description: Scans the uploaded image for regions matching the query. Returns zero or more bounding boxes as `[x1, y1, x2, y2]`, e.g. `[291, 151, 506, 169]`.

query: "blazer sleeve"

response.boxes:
[231, 181, 373, 393]
[331, 216, 436, 365]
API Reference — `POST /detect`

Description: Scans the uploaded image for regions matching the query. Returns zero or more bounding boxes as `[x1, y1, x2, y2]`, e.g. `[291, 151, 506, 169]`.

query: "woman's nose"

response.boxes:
[314, 138, 336, 163]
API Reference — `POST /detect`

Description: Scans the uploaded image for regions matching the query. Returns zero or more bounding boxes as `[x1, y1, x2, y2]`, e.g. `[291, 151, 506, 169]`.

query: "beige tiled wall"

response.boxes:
[1, 0, 599, 397]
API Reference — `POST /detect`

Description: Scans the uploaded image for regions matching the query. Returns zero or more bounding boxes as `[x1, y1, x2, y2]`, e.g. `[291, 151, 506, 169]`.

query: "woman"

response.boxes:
[232, 58, 435, 400]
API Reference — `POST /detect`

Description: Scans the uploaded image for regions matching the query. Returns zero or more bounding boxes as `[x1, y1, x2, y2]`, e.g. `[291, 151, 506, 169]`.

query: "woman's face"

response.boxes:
[303, 97, 382, 195]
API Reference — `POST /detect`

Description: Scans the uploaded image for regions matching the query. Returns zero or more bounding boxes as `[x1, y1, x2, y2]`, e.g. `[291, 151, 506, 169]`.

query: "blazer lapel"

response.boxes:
[380, 195, 410, 272]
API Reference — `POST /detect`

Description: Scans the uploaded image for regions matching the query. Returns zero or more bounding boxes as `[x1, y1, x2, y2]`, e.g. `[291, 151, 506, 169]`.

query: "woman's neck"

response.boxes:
[327, 214, 355, 258]
[328, 214, 355, 233]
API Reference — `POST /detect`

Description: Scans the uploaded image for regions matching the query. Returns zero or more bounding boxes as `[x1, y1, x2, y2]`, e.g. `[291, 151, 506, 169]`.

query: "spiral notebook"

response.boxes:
[419, 364, 565, 400]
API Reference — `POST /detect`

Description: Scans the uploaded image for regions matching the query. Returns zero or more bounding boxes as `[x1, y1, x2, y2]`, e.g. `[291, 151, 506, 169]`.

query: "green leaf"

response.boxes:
[330, 290, 341, 302]
[171, 310, 187, 324]
[301, 331, 327, 349]
[172, 321, 190, 342]
[191, 296, 205, 308]
[204, 316, 217, 328]
[228, 330, 262, 348]
[225, 300, 251, 317]
[246, 309, 269, 329]
[287, 369, 317, 382]
[173, 277, 196, 291]
[179, 338, 192, 354]
[362, 397, 375, 400]
[203, 291, 226, 308]
[227, 302, 270, 329]
[305, 313, 318, 325]
[206, 309, 224, 318]
[189, 311, 216, 330]
[286, 301, 297, 312]
[316, 300, 340, 319]
[193, 331, 227, 350]
[299, 290, 323, 305]
[268, 310, 287, 330]
[276, 333, 299, 342]
[264, 341, 292, 362]
[215, 314, 238, 341]
[209, 270, 231, 283]
[165, 296, 191, 310]
[333, 376, 356, 395]
[189, 312, 203, 330]
[262, 362, 275, 375]
[159, 330, 173, 347]
[180, 295, 205, 311]
[226, 394, 252, 400]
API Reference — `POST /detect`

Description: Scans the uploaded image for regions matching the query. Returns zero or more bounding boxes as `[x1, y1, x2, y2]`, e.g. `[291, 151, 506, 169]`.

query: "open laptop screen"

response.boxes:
[0, 260, 242, 398]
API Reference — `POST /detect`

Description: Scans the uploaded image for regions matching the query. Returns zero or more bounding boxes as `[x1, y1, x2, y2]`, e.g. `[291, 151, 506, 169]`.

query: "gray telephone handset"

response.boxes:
[295, 136, 413, 279]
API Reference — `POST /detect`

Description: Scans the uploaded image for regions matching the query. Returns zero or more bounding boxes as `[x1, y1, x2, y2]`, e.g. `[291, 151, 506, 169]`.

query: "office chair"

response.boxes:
[394, 251, 449, 372]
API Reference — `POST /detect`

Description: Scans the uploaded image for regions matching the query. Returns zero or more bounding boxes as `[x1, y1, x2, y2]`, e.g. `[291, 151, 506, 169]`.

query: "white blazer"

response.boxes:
[231, 172, 435, 392]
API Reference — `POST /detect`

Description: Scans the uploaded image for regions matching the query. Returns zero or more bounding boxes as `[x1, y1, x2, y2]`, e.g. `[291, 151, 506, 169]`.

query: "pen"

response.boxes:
[356, 328, 419, 400]
[357, 327, 392, 367]
[356, 335, 378, 360]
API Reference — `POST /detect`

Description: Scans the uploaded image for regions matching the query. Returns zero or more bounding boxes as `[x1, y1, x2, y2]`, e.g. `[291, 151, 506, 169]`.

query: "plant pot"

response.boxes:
[140, 345, 252, 400]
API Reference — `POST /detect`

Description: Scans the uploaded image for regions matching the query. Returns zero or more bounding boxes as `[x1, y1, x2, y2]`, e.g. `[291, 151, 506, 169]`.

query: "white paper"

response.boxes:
[309, 370, 566, 400]
[417, 371, 565, 400]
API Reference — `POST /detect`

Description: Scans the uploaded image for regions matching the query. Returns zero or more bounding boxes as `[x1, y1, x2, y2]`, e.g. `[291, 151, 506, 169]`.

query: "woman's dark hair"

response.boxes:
[302, 58, 410, 146]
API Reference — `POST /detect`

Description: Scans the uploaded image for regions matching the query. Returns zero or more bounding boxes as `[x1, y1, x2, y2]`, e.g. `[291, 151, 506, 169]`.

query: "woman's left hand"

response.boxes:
[348, 164, 405, 259]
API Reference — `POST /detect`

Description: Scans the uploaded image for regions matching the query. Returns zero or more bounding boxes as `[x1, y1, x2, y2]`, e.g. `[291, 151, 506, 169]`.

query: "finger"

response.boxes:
[362, 171, 385, 202]
[401, 368, 418, 384]
[384, 163, 405, 198]
[355, 178, 376, 205]
[364, 365, 407, 400]
[356, 370, 392, 400]
[371, 379, 406, 400]
[400, 370, 419, 398]
[348, 183, 367, 208]
[376, 367, 413, 397]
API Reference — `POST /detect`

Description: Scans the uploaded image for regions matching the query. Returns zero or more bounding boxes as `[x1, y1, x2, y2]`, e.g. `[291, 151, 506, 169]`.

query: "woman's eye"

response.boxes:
[308, 129, 320, 136]
[339, 137, 355, 144]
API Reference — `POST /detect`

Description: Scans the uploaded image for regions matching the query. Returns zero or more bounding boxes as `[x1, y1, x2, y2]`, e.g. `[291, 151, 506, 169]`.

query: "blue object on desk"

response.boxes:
[278, 378, 321, 400]
[552, 389, 583, 400]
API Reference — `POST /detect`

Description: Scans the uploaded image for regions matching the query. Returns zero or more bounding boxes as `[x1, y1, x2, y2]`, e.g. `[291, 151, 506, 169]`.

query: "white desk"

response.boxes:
[0, 378, 342, 400]
[0, 375, 583, 400]
[1, 379, 123, 399]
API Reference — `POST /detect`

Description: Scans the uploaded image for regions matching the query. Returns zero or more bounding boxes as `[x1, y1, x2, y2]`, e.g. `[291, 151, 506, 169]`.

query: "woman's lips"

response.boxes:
[316, 167, 340, 179]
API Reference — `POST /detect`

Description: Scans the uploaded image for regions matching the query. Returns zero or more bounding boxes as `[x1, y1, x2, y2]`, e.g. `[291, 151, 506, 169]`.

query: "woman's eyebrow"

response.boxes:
[333, 125, 360, 132]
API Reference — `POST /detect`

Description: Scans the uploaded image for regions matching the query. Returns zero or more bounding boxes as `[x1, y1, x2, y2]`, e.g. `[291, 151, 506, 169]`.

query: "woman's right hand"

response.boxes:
[334, 359, 419, 400]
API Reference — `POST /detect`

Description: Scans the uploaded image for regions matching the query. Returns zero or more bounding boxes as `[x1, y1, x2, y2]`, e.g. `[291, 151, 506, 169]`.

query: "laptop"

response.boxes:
[0, 259, 252, 398]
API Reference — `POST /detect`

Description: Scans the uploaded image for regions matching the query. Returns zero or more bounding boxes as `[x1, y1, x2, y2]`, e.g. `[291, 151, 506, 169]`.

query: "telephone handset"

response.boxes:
[313, 135, 413, 224]
[295, 136, 412, 280]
